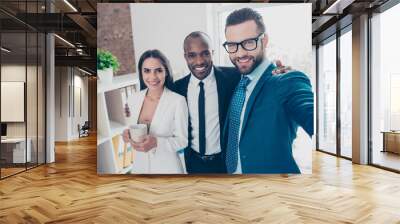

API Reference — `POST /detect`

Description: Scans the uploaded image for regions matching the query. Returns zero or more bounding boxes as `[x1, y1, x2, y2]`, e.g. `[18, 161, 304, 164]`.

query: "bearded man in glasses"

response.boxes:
[222, 8, 314, 174]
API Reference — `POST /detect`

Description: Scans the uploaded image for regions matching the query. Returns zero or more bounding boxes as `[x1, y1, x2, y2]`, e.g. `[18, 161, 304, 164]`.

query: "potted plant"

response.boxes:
[97, 49, 120, 83]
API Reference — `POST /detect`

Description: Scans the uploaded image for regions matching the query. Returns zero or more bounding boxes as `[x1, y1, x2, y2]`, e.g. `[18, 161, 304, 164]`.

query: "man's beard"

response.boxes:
[231, 53, 263, 75]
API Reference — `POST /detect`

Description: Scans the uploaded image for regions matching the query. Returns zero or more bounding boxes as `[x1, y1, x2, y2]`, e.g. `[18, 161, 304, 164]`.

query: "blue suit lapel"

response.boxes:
[240, 63, 276, 137]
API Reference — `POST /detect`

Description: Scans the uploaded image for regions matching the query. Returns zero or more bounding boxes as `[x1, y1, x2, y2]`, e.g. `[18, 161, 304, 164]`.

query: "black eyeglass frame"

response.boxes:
[222, 33, 265, 53]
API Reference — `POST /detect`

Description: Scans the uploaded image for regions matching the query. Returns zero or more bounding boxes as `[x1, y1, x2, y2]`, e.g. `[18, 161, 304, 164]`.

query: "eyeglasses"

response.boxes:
[222, 33, 265, 53]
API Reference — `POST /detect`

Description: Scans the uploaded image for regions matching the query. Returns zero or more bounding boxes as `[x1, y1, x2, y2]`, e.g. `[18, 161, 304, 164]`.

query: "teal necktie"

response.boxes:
[226, 76, 250, 173]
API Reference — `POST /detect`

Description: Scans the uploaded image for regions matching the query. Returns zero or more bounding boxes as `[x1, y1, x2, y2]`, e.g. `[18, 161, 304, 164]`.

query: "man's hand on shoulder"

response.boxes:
[272, 60, 293, 75]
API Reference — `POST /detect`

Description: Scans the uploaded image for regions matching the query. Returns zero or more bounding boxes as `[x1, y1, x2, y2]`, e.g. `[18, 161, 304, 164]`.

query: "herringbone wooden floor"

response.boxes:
[0, 135, 399, 224]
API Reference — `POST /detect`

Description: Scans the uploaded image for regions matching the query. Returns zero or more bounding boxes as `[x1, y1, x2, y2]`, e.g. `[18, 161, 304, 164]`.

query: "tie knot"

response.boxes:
[199, 81, 204, 88]
[239, 76, 250, 88]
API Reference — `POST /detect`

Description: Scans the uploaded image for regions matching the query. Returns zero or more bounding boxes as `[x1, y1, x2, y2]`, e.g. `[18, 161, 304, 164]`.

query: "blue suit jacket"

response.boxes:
[223, 63, 314, 174]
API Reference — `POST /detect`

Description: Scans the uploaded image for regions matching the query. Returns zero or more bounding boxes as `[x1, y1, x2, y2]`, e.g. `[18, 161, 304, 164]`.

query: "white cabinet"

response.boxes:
[97, 74, 139, 174]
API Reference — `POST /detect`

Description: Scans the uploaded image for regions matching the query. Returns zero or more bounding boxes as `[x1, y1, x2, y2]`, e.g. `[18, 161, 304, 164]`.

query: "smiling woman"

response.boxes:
[120, 49, 188, 174]
[137, 49, 174, 91]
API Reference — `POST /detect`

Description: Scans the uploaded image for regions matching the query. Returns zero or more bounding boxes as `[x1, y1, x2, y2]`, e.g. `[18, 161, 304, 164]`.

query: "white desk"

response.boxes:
[1, 138, 31, 163]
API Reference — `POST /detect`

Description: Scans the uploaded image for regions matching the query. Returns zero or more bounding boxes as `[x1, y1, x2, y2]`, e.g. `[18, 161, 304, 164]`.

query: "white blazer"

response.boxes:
[127, 87, 188, 174]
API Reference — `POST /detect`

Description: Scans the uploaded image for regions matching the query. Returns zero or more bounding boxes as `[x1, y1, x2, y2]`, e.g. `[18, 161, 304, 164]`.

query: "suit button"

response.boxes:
[242, 155, 247, 159]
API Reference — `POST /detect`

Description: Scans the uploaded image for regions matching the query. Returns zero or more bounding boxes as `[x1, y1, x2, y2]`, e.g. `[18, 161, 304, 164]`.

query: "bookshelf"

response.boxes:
[97, 73, 139, 174]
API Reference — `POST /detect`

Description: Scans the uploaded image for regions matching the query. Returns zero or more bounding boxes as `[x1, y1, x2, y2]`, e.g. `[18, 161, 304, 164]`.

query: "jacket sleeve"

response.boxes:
[155, 96, 188, 151]
[154, 96, 188, 172]
[279, 71, 314, 137]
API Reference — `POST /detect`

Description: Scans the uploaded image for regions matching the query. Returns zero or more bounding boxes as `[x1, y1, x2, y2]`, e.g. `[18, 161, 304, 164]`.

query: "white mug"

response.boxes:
[129, 124, 148, 143]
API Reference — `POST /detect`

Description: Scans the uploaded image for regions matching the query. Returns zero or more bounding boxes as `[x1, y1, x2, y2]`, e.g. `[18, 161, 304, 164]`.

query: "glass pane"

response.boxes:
[371, 3, 400, 171]
[0, 1, 46, 178]
[340, 29, 352, 158]
[318, 38, 337, 154]
[1, 31, 27, 177]
[27, 31, 38, 169]
[38, 33, 45, 165]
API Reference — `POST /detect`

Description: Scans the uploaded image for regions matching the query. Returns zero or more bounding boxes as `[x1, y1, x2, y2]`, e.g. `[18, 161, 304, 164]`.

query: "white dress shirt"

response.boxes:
[234, 59, 271, 174]
[187, 67, 221, 155]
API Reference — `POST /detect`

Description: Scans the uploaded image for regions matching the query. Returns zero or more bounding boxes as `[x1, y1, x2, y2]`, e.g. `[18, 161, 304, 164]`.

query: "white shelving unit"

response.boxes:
[97, 73, 139, 174]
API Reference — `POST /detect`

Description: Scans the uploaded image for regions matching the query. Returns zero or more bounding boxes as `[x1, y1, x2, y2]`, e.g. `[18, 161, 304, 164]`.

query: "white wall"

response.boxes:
[1, 66, 26, 135]
[55, 67, 68, 141]
[1, 63, 46, 164]
[1, 65, 36, 137]
[72, 74, 89, 138]
[1, 64, 26, 81]
[131, 3, 312, 79]
[54, 67, 89, 141]
[1, 65, 26, 140]
[1, 82, 25, 122]
[130, 3, 209, 80]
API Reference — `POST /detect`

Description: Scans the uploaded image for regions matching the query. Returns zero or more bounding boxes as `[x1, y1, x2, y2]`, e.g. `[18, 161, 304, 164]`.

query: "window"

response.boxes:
[390, 74, 400, 130]
[0, 1, 47, 179]
[340, 29, 352, 158]
[370, 2, 400, 171]
[318, 37, 337, 155]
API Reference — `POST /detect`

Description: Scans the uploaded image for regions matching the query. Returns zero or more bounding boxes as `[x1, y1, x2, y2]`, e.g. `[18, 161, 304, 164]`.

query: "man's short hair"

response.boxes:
[183, 31, 212, 51]
[225, 8, 266, 33]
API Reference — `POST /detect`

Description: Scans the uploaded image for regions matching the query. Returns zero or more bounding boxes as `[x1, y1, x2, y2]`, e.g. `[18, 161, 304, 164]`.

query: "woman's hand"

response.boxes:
[131, 135, 157, 152]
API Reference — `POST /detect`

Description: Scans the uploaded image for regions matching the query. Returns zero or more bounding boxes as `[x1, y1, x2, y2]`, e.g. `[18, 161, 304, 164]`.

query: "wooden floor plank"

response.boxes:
[0, 134, 399, 223]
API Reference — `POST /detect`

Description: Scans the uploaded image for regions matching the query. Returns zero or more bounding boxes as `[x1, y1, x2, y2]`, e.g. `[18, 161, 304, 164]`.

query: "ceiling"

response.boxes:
[306, 0, 390, 43]
[1, 0, 394, 73]
[251, 0, 391, 43]
[99, 0, 391, 44]
[0, 0, 96, 74]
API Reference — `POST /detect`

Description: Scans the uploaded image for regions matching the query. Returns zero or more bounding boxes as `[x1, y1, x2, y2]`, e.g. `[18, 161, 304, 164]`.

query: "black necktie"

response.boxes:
[198, 81, 206, 156]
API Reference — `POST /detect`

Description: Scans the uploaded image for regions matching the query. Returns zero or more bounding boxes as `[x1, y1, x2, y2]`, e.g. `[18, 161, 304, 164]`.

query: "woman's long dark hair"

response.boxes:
[138, 49, 174, 91]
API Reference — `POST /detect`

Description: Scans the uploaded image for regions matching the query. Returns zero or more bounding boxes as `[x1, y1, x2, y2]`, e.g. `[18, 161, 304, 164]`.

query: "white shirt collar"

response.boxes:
[244, 58, 270, 82]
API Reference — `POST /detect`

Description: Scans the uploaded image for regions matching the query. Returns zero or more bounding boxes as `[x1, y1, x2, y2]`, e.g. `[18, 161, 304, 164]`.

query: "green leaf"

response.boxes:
[97, 48, 120, 73]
